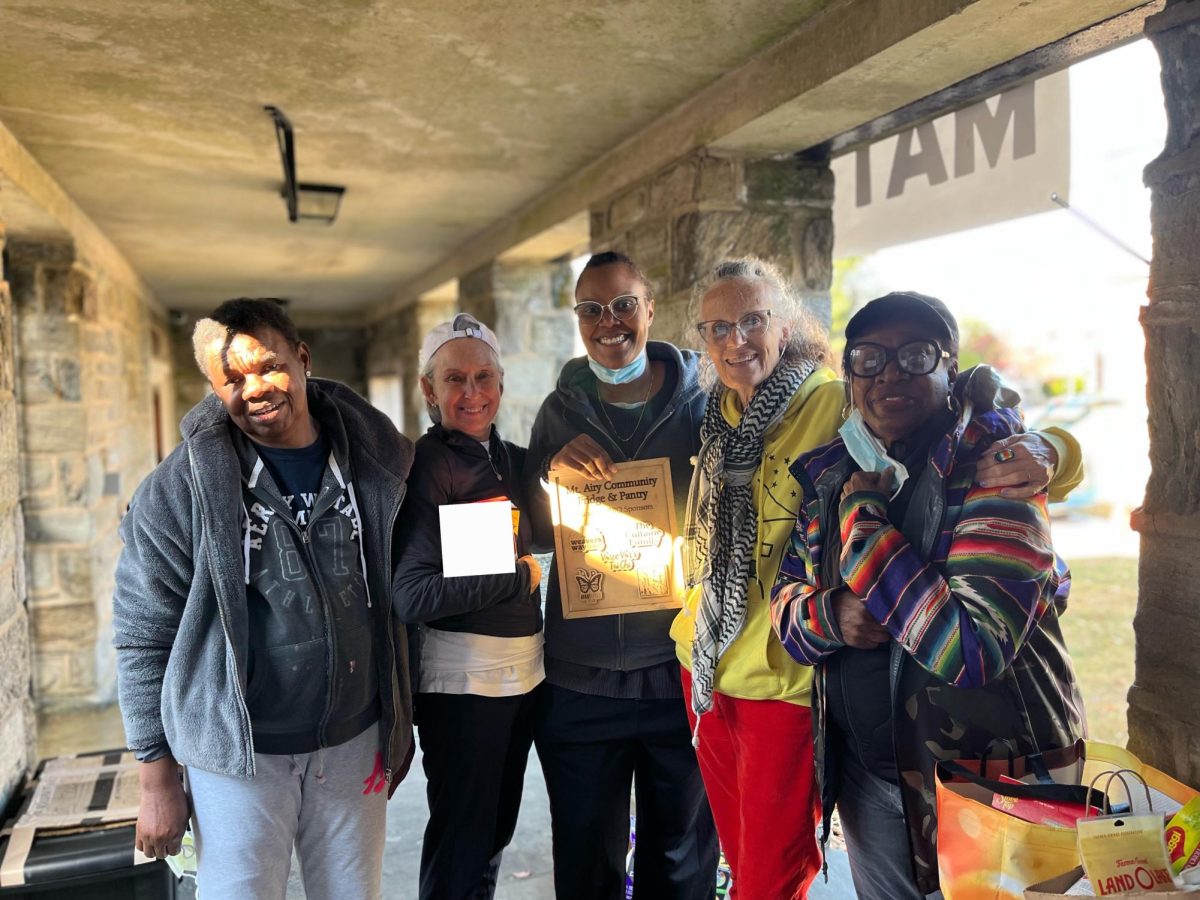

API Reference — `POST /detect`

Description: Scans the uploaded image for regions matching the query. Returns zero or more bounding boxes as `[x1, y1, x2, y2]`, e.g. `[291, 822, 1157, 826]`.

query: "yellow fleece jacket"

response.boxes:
[671, 368, 1084, 705]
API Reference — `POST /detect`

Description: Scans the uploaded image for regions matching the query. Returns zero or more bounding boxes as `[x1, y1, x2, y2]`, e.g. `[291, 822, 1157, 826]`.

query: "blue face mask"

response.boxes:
[588, 352, 648, 385]
[837, 408, 908, 499]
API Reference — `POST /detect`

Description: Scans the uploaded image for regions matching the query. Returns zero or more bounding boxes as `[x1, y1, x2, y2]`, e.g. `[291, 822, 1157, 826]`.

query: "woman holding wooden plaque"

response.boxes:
[524, 252, 718, 900]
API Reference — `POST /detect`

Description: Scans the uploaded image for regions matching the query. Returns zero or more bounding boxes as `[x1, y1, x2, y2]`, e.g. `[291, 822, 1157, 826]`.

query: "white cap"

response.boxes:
[418, 313, 501, 371]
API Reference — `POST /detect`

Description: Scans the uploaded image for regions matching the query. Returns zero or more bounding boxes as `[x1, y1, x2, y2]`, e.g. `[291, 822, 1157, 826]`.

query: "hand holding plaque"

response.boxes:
[549, 457, 683, 619]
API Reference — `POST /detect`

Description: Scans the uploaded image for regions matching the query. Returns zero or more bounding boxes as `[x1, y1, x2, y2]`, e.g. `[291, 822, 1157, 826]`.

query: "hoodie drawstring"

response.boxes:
[314, 747, 327, 784]
[329, 456, 373, 609]
[242, 458, 266, 585]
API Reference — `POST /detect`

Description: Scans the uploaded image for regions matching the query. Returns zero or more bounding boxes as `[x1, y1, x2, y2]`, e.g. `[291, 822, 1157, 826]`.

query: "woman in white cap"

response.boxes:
[394, 313, 544, 900]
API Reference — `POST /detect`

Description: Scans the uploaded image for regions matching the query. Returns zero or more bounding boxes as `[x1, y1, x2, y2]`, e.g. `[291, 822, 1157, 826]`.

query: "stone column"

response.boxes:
[460, 259, 577, 442]
[589, 149, 834, 347]
[0, 214, 37, 811]
[366, 291, 457, 440]
[1128, 0, 1200, 786]
[11, 240, 155, 710]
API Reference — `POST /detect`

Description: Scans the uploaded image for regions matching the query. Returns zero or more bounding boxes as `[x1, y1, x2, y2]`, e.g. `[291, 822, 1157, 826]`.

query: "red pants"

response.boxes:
[682, 668, 821, 900]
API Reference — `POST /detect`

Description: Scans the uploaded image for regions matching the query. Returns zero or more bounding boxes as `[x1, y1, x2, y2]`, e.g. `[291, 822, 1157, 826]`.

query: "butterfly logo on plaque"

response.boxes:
[574, 567, 605, 606]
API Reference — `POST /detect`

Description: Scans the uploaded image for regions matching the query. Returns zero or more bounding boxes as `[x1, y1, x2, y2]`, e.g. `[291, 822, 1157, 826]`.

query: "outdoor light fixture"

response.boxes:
[263, 105, 346, 225]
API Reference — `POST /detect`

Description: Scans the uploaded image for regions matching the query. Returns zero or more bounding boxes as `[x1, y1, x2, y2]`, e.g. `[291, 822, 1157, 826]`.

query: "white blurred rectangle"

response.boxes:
[439, 500, 515, 577]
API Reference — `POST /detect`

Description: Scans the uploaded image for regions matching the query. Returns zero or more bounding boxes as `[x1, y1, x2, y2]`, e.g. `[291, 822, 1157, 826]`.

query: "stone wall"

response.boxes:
[167, 314, 208, 424]
[299, 326, 367, 399]
[1128, 0, 1200, 787]
[460, 260, 577, 444]
[366, 293, 456, 439]
[589, 149, 834, 348]
[0, 217, 37, 813]
[10, 239, 162, 710]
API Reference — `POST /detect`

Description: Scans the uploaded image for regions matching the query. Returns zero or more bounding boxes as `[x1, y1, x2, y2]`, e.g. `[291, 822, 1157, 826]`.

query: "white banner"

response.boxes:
[833, 70, 1070, 257]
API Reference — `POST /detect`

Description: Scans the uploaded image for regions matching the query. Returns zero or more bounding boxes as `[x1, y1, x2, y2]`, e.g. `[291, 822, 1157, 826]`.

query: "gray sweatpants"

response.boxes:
[188, 723, 388, 900]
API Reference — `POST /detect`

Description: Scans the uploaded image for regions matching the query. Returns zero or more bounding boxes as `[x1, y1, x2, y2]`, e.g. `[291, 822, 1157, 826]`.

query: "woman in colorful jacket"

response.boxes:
[524, 251, 718, 900]
[770, 291, 1085, 899]
[394, 314, 544, 900]
[672, 261, 1082, 899]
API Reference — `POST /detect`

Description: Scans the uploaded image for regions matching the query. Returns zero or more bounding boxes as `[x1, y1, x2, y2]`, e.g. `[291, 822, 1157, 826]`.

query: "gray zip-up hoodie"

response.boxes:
[113, 378, 415, 780]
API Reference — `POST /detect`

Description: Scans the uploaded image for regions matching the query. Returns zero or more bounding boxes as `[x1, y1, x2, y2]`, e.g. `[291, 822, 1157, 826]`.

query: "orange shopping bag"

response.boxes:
[936, 741, 1200, 900]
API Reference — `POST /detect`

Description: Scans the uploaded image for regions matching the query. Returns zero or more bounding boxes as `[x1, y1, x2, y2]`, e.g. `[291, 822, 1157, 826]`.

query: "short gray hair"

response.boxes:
[191, 317, 228, 376]
[419, 339, 505, 425]
[688, 256, 832, 390]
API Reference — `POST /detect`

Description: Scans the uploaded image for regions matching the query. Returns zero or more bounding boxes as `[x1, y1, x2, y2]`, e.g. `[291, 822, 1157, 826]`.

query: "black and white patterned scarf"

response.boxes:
[684, 356, 816, 729]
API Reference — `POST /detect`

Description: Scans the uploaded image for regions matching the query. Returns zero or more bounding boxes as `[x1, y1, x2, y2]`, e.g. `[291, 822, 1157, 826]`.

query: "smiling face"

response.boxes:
[201, 327, 314, 448]
[421, 338, 502, 441]
[849, 321, 958, 444]
[574, 262, 654, 370]
[700, 277, 790, 402]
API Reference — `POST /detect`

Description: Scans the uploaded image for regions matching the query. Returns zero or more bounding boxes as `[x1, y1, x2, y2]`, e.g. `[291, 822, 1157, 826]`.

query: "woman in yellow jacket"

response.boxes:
[671, 258, 1081, 900]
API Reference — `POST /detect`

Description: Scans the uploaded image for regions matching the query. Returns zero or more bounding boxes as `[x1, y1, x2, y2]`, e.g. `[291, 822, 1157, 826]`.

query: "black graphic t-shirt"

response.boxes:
[235, 429, 379, 754]
[253, 434, 330, 524]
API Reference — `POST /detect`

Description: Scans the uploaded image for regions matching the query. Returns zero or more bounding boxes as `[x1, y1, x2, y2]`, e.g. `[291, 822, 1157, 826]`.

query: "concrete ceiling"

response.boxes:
[0, 0, 1152, 320]
[0, 0, 834, 314]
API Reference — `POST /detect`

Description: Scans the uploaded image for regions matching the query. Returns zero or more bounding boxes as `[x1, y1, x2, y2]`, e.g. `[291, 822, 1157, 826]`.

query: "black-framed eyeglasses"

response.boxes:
[847, 340, 949, 378]
[695, 309, 773, 346]
[573, 294, 642, 324]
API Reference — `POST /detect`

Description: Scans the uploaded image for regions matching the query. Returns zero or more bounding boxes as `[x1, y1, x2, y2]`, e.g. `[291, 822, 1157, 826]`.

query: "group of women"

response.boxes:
[394, 250, 1086, 900]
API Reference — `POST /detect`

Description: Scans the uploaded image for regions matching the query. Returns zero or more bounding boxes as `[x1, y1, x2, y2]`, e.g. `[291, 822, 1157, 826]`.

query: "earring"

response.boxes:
[946, 393, 958, 413]
[305, 370, 312, 376]
[841, 401, 851, 419]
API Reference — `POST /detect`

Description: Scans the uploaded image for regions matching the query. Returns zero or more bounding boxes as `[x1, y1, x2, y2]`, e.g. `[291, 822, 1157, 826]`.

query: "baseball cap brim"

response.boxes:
[845, 292, 958, 349]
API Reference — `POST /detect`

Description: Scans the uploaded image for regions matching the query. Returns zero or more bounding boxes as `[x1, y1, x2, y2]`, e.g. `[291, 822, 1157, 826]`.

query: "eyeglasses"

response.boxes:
[573, 295, 641, 324]
[847, 340, 949, 378]
[695, 309, 773, 346]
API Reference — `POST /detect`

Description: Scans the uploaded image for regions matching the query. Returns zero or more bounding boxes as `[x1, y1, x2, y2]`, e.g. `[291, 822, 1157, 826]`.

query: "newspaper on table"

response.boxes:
[16, 752, 141, 831]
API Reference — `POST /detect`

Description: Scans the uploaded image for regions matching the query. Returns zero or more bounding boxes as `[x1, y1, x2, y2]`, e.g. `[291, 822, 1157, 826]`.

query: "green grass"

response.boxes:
[1058, 556, 1138, 747]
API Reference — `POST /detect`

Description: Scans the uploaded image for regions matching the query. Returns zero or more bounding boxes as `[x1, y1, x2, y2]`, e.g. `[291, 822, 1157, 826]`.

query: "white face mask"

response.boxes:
[588, 351, 648, 385]
[837, 407, 908, 499]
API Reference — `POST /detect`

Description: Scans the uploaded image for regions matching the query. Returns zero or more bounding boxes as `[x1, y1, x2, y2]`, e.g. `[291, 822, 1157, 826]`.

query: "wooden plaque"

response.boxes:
[550, 457, 684, 619]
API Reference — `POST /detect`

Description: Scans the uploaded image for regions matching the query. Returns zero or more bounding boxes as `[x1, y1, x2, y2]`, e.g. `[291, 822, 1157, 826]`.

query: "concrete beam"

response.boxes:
[0, 121, 160, 312]
[378, 0, 1144, 317]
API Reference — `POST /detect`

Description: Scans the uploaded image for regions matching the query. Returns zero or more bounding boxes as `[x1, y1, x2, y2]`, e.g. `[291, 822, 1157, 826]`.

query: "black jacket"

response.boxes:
[524, 341, 705, 672]
[394, 424, 539, 638]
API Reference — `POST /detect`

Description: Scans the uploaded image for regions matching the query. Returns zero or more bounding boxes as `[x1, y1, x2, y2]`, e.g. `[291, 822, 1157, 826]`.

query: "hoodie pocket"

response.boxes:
[245, 638, 326, 733]
[330, 622, 380, 722]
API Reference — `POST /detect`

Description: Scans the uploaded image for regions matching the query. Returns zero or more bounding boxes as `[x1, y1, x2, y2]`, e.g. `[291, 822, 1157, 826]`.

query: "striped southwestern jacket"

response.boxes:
[770, 380, 1084, 894]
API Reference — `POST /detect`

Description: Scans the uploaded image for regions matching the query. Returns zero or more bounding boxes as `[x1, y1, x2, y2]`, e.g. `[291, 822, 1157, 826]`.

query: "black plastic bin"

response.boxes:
[0, 824, 176, 899]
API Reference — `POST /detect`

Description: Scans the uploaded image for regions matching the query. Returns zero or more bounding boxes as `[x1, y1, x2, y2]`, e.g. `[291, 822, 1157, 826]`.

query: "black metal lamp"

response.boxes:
[264, 105, 346, 225]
